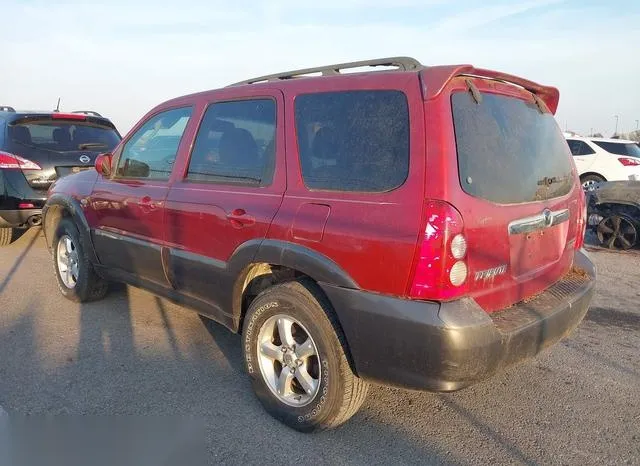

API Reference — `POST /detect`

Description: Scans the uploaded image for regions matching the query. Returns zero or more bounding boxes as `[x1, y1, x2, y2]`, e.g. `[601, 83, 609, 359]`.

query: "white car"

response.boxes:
[565, 136, 640, 189]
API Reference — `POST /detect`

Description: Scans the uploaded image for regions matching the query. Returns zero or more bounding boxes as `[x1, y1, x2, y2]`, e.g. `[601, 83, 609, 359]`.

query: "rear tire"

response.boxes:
[581, 174, 605, 191]
[52, 217, 108, 302]
[0, 228, 15, 246]
[242, 279, 368, 432]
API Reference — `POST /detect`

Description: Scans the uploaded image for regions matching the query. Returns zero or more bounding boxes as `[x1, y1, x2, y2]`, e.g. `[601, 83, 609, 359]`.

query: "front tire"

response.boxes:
[52, 217, 108, 302]
[242, 279, 368, 432]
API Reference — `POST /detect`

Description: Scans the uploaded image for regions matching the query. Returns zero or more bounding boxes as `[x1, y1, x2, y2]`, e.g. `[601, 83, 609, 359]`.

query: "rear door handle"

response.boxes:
[227, 208, 255, 228]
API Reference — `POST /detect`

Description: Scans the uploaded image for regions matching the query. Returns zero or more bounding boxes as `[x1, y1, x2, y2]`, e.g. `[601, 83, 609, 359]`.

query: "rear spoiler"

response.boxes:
[420, 65, 560, 114]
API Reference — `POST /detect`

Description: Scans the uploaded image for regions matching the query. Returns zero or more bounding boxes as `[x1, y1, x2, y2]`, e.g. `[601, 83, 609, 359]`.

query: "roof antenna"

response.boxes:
[54, 97, 61, 113]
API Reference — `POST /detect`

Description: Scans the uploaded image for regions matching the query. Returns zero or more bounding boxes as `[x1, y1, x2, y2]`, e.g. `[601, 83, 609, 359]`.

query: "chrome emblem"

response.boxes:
[79, 155, 91, 164]
[543, 209, 553, 227]
[475, 264, 508, 282]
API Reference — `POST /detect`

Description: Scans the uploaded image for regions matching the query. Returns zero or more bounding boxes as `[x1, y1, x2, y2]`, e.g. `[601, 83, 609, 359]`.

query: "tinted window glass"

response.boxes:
[592, 141, 640, 157]
[187, 99, 275, 186]
[295, 90, 409, 192]
[452, 92, 573, 204]
[117, 107, 191, 180]
[8, 121, 120, 153]
[567, 139, 595, 156]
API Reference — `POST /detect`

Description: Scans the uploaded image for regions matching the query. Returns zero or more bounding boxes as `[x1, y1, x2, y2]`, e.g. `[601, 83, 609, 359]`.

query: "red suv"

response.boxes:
[43, 57, 595, 431]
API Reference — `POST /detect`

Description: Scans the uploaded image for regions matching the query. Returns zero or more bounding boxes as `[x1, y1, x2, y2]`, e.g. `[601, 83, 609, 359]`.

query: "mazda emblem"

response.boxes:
[79, 155, 91, 164]
[543, 209, 552, 227]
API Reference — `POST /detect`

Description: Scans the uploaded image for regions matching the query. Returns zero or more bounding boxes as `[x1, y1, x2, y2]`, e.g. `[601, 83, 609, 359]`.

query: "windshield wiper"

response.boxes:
[78, 142, 108, 150]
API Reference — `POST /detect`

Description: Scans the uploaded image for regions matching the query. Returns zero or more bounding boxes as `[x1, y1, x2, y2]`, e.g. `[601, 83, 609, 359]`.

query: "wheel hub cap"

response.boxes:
[56, 234, 79, 289]
[256, 314, 321, 407]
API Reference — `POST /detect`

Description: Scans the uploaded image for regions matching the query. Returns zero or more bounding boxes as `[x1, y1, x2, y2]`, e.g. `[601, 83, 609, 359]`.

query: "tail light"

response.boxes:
[0, 151, 41, 170]
[409, 200, 468, 301]
[575, 187, 587, 250]
[618, 157, 640, 166]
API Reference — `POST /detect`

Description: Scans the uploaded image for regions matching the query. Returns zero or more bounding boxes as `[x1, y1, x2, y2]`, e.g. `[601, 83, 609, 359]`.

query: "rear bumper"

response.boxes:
[0, 209, 42, 228]
[322, 249, 595, 392]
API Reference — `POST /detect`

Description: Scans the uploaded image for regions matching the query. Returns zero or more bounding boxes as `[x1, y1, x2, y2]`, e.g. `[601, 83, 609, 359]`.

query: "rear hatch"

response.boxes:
[4, 114, 120, 191]
[448, 76, 582, 312]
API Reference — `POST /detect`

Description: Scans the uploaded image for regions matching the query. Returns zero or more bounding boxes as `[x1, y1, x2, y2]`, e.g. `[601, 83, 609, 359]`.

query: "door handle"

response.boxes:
[226, 208, 255, 228]
[139, 195, 160, 211]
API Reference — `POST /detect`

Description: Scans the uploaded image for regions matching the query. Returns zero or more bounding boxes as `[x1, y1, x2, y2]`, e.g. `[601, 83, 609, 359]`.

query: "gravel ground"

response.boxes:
[0, 228, 638, 465]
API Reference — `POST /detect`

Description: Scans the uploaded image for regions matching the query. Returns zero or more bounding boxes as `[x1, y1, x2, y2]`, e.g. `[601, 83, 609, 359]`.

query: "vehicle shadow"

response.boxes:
[0, 227, 41, 296]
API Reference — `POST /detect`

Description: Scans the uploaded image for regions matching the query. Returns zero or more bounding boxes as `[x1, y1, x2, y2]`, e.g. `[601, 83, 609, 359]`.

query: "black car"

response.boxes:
[0, 106, 121, 245]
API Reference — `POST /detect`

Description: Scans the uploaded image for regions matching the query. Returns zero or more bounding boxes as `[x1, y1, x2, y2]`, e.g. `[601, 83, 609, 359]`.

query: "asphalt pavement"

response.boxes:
[0, 228, 639, 465]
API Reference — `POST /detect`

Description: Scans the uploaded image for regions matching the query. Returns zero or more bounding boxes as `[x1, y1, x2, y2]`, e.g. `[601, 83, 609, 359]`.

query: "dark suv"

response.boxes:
[0, 107, 120, 245]
[43, 57, 595, 431]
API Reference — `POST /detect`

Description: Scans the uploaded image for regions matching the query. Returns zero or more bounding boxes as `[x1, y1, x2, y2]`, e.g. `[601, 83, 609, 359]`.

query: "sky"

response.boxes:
[2, 0, 639, 136]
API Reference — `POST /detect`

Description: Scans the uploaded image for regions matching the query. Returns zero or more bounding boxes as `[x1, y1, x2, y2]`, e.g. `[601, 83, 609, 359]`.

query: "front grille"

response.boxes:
[490, 268, 592, 334]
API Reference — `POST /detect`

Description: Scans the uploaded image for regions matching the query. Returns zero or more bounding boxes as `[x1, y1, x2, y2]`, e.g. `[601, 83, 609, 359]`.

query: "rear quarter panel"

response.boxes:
[268, 73, 426, 295]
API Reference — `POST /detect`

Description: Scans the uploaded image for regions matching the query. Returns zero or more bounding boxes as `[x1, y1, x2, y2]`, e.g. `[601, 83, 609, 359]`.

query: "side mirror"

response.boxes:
[95, 153, 113, 177]
[124, 159, 150, 178]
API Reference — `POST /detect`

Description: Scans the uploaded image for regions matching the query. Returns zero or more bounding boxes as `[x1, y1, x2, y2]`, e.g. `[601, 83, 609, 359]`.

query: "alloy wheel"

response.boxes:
[597, 215, 637, 250]
[56, 235, 80, 288]
[256, 314, 321, 407]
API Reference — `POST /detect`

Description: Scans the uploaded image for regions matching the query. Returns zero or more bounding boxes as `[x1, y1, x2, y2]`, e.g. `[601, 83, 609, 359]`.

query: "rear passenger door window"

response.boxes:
[186, 99, 276, 186]
[294, 90, 409, 192]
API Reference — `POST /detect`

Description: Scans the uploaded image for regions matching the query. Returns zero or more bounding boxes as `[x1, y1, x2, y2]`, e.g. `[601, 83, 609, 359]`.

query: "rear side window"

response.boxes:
[8, 120, 120, 152]
[567, 139, 595, 156]
[452, 92, 573, 204]
[187, 99, 276, 186]
[592, 141, 640, 157]
[295, 90, 409, 192]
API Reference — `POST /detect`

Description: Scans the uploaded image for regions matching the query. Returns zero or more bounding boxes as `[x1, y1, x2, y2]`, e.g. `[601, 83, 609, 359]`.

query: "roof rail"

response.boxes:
[72, 110, 102, 117]
[0, 106, 16, 112]
[231, 56, 423, 86]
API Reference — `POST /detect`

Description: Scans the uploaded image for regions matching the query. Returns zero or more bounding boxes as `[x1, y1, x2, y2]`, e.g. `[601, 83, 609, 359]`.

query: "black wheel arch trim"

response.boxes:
[228, 239, 359, 329]
[43, 194, 99, 264]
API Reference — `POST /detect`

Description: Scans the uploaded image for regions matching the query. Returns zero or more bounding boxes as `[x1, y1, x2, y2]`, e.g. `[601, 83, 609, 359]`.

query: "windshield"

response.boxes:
[592, 140, 640, 158]
[452, 91, 573, 204]
[9, 120, 120, 152]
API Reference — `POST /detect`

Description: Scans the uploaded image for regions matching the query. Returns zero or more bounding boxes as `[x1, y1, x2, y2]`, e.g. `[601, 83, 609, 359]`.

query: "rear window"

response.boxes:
[452, 92, 573, 204]
[295, 90, 409, 192]
[592, 141, 640, 158]
[8, 120, 120, 152]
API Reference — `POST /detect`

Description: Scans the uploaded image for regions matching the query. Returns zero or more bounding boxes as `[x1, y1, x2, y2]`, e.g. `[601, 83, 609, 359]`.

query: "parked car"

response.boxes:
[587, 180, 640, 250]
[565, 136, 640, 189]
[0, 107, 121, 245]
[43, 57, 595, 432]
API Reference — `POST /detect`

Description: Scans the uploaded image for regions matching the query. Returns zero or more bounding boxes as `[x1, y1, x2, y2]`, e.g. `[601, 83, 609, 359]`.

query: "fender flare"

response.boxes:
[227, 239, 359, 328]
[43, 194, 99, 264]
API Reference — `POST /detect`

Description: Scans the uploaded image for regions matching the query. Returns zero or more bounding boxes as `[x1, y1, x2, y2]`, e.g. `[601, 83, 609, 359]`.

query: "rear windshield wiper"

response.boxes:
[78, 142, 108, 150]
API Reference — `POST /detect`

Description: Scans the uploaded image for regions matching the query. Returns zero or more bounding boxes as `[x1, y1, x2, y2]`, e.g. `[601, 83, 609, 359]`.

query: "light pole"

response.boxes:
[636, 119, 639, 131]
[614, 115, 619, 136]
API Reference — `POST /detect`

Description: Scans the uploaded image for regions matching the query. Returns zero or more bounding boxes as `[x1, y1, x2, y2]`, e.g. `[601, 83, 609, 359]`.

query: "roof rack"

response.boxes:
[72, 110, 102, 117]
[0, 106, 16, 112]
[231, 56, 423, 86]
